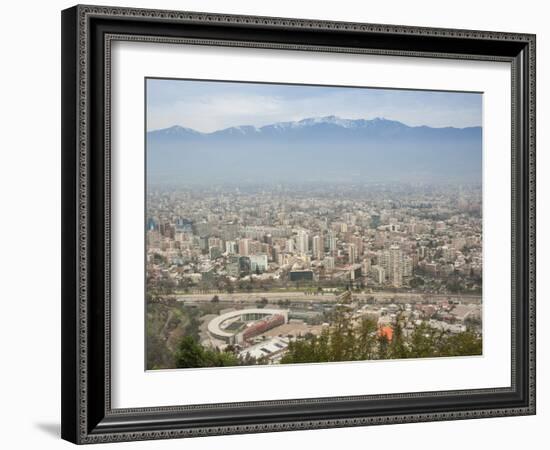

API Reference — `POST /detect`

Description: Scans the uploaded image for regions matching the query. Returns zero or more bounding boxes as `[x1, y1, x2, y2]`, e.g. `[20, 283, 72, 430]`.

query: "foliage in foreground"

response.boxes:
[174, 336, 241, 368]
[171, 309, 481, 369]
[280, 313, 482, 364]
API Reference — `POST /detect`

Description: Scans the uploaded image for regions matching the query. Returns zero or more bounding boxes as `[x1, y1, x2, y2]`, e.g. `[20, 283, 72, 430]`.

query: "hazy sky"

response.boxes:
[146, 78, 482, 133]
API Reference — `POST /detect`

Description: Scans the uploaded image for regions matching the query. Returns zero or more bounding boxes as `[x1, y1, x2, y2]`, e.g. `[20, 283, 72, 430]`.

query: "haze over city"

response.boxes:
[145, 79, 483, 370]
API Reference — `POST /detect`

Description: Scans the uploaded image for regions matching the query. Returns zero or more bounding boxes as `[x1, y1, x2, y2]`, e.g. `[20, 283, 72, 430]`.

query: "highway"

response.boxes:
[175, 291, 482, 305]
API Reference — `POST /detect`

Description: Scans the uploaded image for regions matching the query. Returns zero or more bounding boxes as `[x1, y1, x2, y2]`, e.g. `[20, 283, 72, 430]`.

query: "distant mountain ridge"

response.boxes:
[147, 116, 482, 184]
[149, 116, 479, 138]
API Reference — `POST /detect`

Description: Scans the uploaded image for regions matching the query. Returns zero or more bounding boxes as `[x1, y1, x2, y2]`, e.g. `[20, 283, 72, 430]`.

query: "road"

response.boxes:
[175, 291, 482, 305]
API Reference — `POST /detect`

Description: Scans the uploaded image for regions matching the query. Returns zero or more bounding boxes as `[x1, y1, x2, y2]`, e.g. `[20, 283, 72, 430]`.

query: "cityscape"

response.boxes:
[145, 79, 483, 370]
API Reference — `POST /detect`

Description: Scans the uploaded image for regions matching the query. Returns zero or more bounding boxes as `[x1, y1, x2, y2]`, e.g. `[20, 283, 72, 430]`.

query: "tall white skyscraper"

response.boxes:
[312, 235, 324, 260]
[225, 240, 237, 254]
[297, 230, 309, 254]
[286, 238, 294, 253]
[328, 232, 337, 254]
[386, 245, 404, 287]
[362, 258, 371, 276]
[348, 243, 357, 264]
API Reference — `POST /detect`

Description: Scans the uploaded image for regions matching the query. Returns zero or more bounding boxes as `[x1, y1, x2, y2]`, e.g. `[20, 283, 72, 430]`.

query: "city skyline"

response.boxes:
[146, 183, 483, 370]
[145, 78, 483, 370]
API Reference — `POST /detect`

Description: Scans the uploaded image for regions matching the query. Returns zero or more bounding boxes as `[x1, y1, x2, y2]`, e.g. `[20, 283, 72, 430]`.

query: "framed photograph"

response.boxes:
[61, 5, 536, 444]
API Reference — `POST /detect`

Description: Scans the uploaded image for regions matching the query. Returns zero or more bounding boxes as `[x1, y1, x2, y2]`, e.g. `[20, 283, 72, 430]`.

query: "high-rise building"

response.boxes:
[199, 236, 209, 253]
[225, 240, 237, 254]
[286, 239, 294, 253]
[238, 238, 250, 256]
[312, 235, 324, 260]
[385, 245, 404, 287]
[209, 246, 221, 260]
[250, 254, 268, 272]
[362, 258, 371, 276]
[160, 222, 175, 239]
[369, 265, 385, 284]
[208, 237, 222, 249]
[348, 243, 357, 264]
[328, 231, 337, 254]
[227, 255, 240, 277]
[239, 256, 251, 274]
[404, 256, 413, 277]
[297, 230, 309, 255]
[324, 256, 335, 271]
[350, 264, 362, 280]
[351, 235, 364, 257]
[272, 244, 280, 263]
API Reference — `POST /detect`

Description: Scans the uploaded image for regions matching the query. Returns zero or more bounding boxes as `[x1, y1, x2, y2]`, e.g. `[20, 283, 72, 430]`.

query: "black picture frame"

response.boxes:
[61, 4, 536, 444]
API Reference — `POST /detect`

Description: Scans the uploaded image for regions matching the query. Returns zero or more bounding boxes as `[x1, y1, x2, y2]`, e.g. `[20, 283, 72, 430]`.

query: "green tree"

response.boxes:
[280, 338, 317, 364]
[343, 325, 357, 361]
[409, 277, 424, 288]
[390, 315, 409, 359]
[328, 307, 348, 361]
[279, 313, 482, 365]
[440, 330, 482, 356]
[377, 332, 390, 360]
[174, 336, 240, 368]
[316, 328, 331, 361]
[408, 323, 444, 358]
[175, 336, 207, 368]
[213, 349, 241, 367]
[356, 317, 378, 360]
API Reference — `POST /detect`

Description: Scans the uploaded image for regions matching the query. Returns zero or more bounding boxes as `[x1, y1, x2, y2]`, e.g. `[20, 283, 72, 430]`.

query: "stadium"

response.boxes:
[207, 308, 289, 344]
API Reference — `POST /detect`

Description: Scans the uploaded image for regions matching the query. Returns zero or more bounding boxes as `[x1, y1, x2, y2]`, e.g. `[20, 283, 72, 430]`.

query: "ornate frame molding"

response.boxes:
[61, 5, 536, 444]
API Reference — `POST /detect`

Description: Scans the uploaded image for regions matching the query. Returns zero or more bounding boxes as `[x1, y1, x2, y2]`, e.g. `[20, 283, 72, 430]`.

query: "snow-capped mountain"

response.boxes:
[150, 125, 203, 137]
[146, 117, 482, 184]
[149, 116, 417, 138]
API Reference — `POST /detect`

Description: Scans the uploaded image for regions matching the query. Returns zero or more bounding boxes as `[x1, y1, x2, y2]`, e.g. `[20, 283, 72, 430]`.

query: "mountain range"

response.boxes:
[146, 116, 482, 184]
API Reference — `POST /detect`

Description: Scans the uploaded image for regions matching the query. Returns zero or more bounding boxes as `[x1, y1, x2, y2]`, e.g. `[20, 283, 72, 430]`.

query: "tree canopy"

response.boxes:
[175, 336, 240, 368]
[281, 309, 481, 364]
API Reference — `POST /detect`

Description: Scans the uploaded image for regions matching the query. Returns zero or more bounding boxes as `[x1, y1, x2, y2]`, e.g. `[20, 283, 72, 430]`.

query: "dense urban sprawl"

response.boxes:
[146, 183, 483, 369]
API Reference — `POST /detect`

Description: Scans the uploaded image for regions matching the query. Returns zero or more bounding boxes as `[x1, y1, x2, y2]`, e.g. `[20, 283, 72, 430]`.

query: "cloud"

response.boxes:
[148, 94, 287, 132]
[146, 79, 481, 132]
